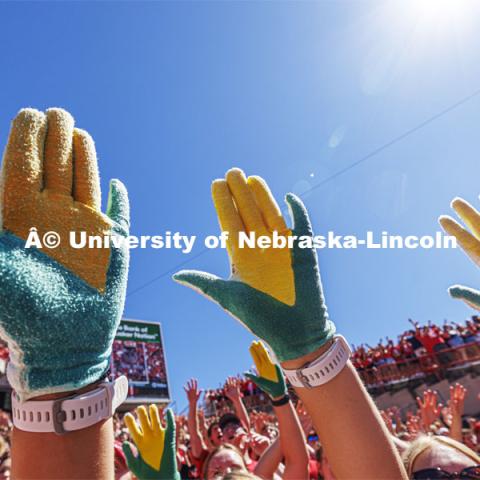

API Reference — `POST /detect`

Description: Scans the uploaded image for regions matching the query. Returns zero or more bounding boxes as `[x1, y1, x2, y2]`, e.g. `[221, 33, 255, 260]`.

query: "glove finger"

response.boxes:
[451, 197, 480, 240]
[212, 179, 244, 253]
[249, 342, 263, 372]
[165, 408, 176, 445]
[449, 284, 480, 311]
[149, 404, 162, 432]
[44, 108, 74, 196]
[225, 168, 268, 235]
[286, 193, 313, 237]
[247, 175, 288, 232]
[72, 128, 101, 210]
[173, 270, 225, 300]
[137, 405, 152, 434]
[2, 108, 46, 200]
[106, 179, 130, 234]
[122, 441, 139, 471]
[124, 413, 143, 446]
[439, 215, 480, 267]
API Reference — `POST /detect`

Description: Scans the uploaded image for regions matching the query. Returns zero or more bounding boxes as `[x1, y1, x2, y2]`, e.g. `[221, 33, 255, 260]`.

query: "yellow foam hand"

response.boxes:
[439, 197, 480, 310]
[212, 168, 295, 305]
[1, 108, 111, 291]
[246, 341, 287, 399]
[440, 198, 480, 267]
[249, 340, 278, 382]
[124, 405, 165, 471]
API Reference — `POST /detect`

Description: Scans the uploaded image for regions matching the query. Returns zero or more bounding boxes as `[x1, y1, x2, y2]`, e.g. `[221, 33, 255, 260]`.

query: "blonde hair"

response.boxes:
[403, 435, 480, 476]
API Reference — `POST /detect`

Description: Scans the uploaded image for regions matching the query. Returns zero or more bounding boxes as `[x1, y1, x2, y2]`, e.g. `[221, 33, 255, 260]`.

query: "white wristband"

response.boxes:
[282, 335, 351, 388]
[11, 375, 129, 434]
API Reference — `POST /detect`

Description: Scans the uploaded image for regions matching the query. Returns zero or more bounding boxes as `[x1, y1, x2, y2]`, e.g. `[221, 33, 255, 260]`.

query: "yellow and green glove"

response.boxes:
[173, 168, 335, 362]
[439, 196, 480, 310]
[123, 406, 180, 480]
[245, 341, 287, 400]
[0, 108, 130, 400]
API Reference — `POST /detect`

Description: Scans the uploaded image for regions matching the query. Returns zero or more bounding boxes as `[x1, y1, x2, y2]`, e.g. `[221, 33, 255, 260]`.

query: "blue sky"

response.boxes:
[1, 1, 480, 411]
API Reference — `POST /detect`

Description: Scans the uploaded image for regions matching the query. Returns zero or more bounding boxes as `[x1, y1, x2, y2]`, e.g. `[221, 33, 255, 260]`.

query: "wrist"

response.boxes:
[280, 339, 334, 370]
[30, 378, 106, 401]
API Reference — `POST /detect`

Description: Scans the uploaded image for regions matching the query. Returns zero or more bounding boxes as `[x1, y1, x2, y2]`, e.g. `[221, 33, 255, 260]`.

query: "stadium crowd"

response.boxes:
[352, 316, 480, 387]
[1, 317, 479, 479]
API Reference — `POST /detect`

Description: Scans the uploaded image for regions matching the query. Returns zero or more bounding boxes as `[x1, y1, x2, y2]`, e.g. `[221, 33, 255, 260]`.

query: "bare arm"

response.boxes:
[283, 350, 407, 480]
[184, 378, 206, 458]
[254, 437, 283, 479]
[12, 386, 113, 479]
[224, 377, 250, 432]
[274, 400, 309, 480]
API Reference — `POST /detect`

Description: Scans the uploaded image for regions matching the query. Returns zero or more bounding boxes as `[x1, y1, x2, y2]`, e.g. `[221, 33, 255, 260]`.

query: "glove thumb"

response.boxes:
[106, 179, 130, 234]
[449, 284, 480, 311]
[122, 441, 139, 472]
[173, 270, 230, 305]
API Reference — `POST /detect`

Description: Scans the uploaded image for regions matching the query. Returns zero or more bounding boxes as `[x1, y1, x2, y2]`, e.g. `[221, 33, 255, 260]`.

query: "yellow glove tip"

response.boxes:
[225, 167, 246, 183]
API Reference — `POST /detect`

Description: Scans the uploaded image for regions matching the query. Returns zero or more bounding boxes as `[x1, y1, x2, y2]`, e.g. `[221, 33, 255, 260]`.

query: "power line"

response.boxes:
[126, 87, 480, 298]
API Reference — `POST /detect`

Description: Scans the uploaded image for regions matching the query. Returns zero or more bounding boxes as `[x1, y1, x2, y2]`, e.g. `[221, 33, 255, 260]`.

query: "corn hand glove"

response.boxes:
[174, 168, 335, 362]
[0, 108, 130, 400]
[245, 341, 287, 399]
[439, 196, 480, 310]
[123, 406, 180, 480]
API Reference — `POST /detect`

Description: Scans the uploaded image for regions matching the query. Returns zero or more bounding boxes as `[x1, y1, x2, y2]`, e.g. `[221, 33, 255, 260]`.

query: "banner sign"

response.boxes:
[110, 318, 170, 403]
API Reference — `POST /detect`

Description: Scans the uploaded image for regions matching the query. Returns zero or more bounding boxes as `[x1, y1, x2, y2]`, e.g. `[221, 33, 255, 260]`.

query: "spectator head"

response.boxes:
[222, 473, 261, 480]
[202, 444, 247, 480]
[208, 421, 224, 447]
[219, 414, 245, 443]
[403, 435, 480, 478]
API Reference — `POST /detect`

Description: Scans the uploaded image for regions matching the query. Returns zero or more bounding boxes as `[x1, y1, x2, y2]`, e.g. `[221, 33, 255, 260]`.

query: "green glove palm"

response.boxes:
[123, 407, 180, 480]
[173, 169, 335, 362]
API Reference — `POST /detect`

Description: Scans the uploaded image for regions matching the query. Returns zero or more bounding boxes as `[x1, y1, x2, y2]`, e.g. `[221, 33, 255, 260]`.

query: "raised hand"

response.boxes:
[173, 168, 335, 362]
[448, 383, 467, 441]
[245, 340, 287, 400]
[0, 108, 130, 399]
[449, 383, 467, 418]
[416, 390, 442, 430]
[184, 378, 203, 406]
[380, 411, 395, 435]
[439, 197, 480, 309]
[224, 376, 242, 402]
[123, 406, 180, 480]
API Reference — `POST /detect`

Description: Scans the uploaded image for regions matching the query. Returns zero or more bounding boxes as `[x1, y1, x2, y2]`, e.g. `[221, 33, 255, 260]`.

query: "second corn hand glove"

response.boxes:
[439, 196, 480, 310]
[0, 108, 130, 400]
[123, 406, 180, 480]
[174, 168, 335, 362]
[245, 341, 287, 400]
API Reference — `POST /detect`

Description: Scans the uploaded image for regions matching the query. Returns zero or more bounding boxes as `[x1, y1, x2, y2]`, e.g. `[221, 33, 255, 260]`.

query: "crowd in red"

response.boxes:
[352, 316, 480, 387]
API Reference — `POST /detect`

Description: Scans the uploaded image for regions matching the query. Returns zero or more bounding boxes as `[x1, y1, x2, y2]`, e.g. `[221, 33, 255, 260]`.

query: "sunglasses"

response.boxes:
[413, 466, 480, 479]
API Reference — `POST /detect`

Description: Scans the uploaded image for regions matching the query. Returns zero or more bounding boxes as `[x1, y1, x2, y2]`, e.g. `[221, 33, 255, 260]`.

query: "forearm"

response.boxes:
[12, 419, 113, 479]
[232, 397, 250, 431]
[254, 437, 282, 480]
[187, 402, 205, 457]
[274, 401, 308, 479]
[282, 353, 406, 480]
[450, 418, 463, 443]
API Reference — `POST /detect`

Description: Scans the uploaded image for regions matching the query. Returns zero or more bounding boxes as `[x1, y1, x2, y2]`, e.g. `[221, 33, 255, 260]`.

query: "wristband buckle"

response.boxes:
[296, 369, 314, 389]
[51, 396, 70, 435]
